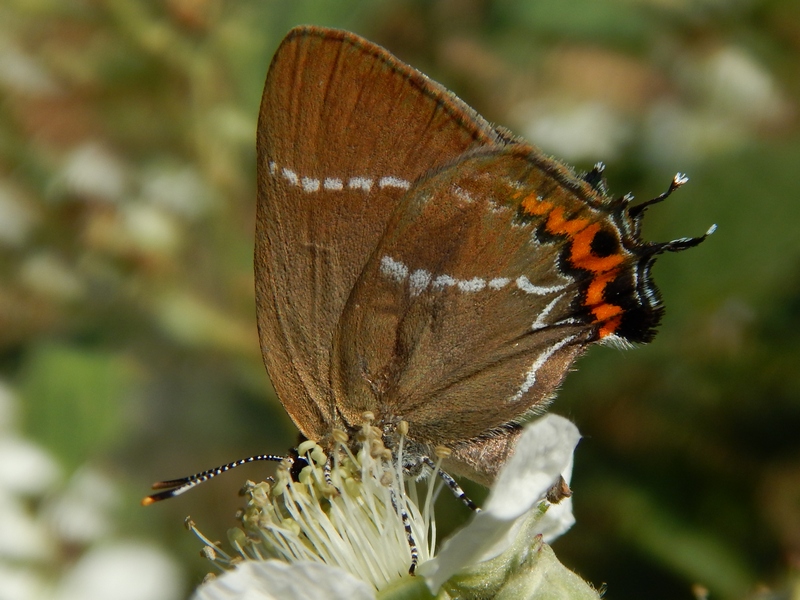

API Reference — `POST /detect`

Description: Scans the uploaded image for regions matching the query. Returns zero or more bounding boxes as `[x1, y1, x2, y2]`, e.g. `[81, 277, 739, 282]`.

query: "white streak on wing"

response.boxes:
[531, 294, 564, 331]
[379, 255, 556, 299]
[269, 162, 411, 194]
[409, 269, 432, 296]
[379, 176, 410, 189]
[452, 185, 473, 203]
[432, 275, 457, 290]
[348, 177, 373, 192]
[282, 168, 298, 186]
[380, 256, 408, 283]
[488, 277, 510, 290]
[516, 276, 566, 295]
[488, 199, 510, 214]
[458, 278, 486, 292]
[301, 177, 320, 192]
[555, 317, 581, 326]
[509, 335, 577, 403]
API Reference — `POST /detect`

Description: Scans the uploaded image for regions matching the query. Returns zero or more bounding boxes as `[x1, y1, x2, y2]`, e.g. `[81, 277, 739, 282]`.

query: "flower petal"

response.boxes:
[191, 560, 375, 600]
[419, 414, 580, 592]
[485, 414, 580, 520]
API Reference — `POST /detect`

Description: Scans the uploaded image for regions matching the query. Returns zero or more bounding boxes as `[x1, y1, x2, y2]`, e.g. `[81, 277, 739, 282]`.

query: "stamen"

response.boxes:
[185, 416, 501, 590]
[186, 517, 234, 566]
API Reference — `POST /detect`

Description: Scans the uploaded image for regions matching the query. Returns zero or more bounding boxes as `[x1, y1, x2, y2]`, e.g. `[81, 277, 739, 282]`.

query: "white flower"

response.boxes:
[418, 414, 581, 592]
[193, 561, 373, 600]
[52, 542, 182, 600]
[190, 414, 600, 600]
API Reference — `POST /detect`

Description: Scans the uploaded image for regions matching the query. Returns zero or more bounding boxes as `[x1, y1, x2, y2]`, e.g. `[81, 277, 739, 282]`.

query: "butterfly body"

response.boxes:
[255, 26, 710, 486]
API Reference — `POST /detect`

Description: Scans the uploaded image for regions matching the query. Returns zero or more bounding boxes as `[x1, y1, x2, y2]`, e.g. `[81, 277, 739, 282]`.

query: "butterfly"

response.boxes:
[253, 26, 711, 486]
[144, 26, 711, 505]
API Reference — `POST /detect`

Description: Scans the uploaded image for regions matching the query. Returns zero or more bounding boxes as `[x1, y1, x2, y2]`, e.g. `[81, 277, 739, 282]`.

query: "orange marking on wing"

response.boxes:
[586, 270, 623, 331]
[521, 193, 550, 216]
[546, 207, 589, 237]
[586, 271, 616, 306]
[568, 224, 600, 265]
[568, 224, 625, 273]
[516, 191, 627, 333]
[598, 315, 622, 338]
[592, 303, 623, 321]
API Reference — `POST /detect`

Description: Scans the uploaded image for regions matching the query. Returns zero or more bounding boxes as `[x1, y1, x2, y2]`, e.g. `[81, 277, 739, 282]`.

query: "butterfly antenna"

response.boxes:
[142, 454, 286, 505]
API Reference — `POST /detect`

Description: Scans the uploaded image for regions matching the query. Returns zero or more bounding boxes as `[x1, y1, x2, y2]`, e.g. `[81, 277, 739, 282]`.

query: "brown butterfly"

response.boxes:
[145, 26, 711, 504]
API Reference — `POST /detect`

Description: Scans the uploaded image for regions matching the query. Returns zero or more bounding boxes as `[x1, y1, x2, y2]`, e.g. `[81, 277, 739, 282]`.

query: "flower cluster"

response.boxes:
[0, 381, 182, 600]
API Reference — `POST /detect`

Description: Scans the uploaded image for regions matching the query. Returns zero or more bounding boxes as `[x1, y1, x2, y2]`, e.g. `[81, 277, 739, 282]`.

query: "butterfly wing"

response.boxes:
[256, 27, 507, 440]
[333, 145, 645, 450]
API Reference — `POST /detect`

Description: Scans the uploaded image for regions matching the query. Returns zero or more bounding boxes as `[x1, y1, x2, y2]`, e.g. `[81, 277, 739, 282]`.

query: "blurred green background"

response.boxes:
[1, 0, 798, 598]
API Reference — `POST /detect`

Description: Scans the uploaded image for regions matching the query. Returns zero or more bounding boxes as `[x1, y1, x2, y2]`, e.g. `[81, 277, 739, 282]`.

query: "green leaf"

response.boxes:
[20, 342, 139, 471]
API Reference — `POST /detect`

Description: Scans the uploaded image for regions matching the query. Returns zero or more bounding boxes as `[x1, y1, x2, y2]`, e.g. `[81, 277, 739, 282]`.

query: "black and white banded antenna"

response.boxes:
[142, 454, 287, 506]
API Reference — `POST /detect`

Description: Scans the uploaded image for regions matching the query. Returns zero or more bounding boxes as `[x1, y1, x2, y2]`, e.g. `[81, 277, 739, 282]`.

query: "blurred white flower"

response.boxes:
[0, 183, 38, 248]
[689, 46, 791, 126]
[0, 436, 61, 496]
[122, 203, 182, 255]
[45, 468, 118, 545]
[0, 493, 54, 562]
[0, 34, 59, 96]
[643, 101, 746, 165]
[0, 380, 185, 600]
[648, 44, 792, 165]
[141, 165, 213, 220]
[190, 414, 599, 600]
[58, 142, 127, 202]
[52, 542, 182, 600]
[0, 563, 50, 600]
[513, 100, 632, 162]
[18, 252, 85, 301]
[154, 291, 254, 353]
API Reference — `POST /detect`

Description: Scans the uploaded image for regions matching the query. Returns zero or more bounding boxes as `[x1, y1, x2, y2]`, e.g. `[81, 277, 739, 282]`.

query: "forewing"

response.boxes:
[333, 146, 636, 444]
[255, 27, 505, 439]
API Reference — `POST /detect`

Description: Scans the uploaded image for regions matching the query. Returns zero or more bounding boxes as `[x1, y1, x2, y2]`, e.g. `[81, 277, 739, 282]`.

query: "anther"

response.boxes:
[297, 440, 317, 455]
[433, 445, 452, 460]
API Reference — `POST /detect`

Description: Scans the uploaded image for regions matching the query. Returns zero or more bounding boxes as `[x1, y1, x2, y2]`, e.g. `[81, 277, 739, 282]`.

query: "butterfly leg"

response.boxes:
[422, 457, 479, 512]
[321, 451, 344, 495]
[390, 485, 419, 575]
